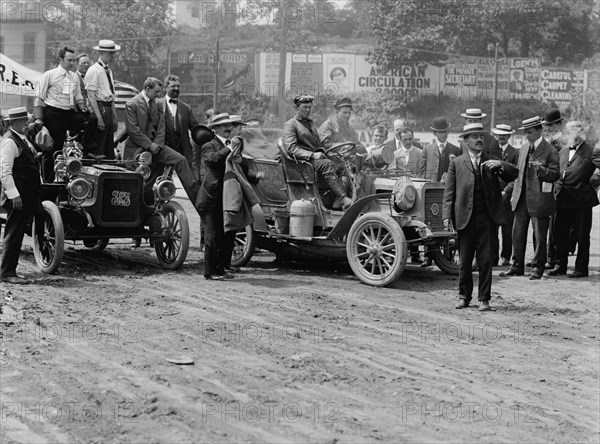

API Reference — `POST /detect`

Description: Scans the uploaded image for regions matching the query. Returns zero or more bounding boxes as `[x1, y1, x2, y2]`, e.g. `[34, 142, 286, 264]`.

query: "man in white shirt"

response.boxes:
[34, 46, 95, 182]
[0, 108, 42, 284]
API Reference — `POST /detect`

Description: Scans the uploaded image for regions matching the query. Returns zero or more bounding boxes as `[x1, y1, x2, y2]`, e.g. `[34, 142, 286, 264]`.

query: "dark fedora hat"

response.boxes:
[334, 97, 353, 110]
[430, 117, 451, 131]
[541, 108, 563, 125]
[190, 124, 214, 146]
[518, 116, 543, 130]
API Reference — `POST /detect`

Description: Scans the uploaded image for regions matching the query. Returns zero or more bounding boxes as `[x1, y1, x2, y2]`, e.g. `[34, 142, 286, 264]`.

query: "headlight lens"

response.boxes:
[153, 179, 176, 201]
[66, 157, 82, 176]
[393, 178, 416, 211]
[135, 164, 152, 180]
[68, 177, 92, 200]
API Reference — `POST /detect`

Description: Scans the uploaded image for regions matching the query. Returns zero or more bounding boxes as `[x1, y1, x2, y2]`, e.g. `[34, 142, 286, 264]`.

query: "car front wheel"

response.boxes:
[154, 201, 189, 269]
[33, 201, 65, 274]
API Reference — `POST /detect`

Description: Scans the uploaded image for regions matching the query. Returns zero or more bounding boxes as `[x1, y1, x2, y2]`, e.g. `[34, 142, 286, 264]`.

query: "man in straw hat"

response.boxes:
[547, 121, 600, 278]
[0, 108, 43, 284]
[85, 39, 122, 160]
[490, 123, 519, 266]
[459, 108, 499, 156]
[442, 123, 518, 311]
[34, 46, 96, 182]
[500, 116, 559, 280]
[283, 95, 353, 210]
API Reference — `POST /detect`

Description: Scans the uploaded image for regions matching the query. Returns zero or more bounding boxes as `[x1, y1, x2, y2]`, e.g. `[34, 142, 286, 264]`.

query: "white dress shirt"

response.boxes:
[37, 65, 83, 110]
[0, 130, 37, 199]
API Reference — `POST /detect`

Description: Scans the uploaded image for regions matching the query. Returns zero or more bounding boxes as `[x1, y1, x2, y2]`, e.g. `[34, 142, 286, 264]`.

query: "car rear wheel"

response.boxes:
[430, 236, 460, 275]
[33, 201, 64, 274]
[231, 225, 256, 268]
[83, 238, 109, 252]
[346, 213, 407, 287]
[154, 201, 189, 269]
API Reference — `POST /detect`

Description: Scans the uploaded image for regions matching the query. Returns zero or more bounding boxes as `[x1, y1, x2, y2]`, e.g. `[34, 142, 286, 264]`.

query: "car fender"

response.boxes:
[252, 204, 269, 232]
[326, 193, 393, 241]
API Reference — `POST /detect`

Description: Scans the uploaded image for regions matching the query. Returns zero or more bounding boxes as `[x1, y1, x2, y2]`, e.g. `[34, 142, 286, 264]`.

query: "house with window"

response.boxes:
[172, 0, 222, 29]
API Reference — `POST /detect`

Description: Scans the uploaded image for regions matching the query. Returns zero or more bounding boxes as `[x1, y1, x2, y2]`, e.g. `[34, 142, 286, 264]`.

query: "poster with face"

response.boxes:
[323, 53, 354, 95]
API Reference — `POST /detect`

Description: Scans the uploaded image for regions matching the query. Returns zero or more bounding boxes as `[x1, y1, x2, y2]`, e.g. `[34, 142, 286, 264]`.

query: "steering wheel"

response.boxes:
[324, 142, 356, 158]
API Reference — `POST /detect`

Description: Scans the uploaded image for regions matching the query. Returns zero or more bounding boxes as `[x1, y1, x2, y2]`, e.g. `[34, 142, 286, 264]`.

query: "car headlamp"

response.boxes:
[393, 177, 416, 211]
[135, 164, 152, 180]
[153, 178, 176, 202]
[68, 177, 92, 200]
[66, 157, 82, 176]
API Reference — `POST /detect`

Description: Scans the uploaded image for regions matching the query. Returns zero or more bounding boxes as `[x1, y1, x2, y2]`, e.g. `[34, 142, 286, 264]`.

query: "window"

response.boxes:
[23, 32, 36, 63]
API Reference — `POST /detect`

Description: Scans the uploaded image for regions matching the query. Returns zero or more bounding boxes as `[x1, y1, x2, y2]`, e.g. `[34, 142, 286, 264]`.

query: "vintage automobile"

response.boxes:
[210, 127, 460, 287]
[3, 133, 190, 274]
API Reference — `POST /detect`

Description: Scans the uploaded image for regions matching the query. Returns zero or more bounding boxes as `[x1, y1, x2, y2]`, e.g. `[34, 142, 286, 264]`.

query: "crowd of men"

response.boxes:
[1, 40, 599, 298]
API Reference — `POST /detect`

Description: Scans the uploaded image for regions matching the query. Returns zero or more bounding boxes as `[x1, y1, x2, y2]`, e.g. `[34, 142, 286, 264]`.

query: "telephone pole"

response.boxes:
[277, 0, 288, 127]
[213, 38, 220, 110]
[491, 43, 499, 128]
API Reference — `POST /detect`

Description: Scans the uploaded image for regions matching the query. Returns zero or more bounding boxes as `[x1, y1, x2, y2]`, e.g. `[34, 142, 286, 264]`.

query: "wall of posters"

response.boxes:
[289, 53, 323, 97]
[510, 58, 541, 100]
[539, 68, 584, 108]
[257, 52, 292, 97]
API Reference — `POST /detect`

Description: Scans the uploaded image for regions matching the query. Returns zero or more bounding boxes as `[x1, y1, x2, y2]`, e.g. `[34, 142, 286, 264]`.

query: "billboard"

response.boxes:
[323, 53, 355, 95]
[539, 68, 584, 108]
[510, 58, 541, 100]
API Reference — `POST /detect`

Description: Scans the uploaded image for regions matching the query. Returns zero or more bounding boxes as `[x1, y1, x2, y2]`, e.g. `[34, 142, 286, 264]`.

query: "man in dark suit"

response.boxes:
[501, 116, 560, 280]
[547, 121, 600, 278]
[159, 75, 200, 179]
[442, 123, 518, 311]
[123, 77, 199, 203]
[0, 108, 42, 284]
[489, 124, 519, 265]
[196, 113, 238, 280]
[419, 117, 461, 181]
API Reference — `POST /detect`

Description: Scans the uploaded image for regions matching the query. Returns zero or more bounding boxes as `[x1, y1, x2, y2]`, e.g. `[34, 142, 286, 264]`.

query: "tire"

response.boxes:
[430, 236, 460, 275]
[33, 201, 65, 274]
[231, 225, 256, 268]
[346, 213, 408, 287]
[83, 238, 109, 252]
[154, 201, 189, 269]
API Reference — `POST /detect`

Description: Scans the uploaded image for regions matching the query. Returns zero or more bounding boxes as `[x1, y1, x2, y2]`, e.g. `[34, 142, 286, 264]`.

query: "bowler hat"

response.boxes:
[491, 123, 515, 135]
[459, 123, 487, 138]
[334, 97, 353, 110]
[518, 116, 543, 130]
[207, 113, 234, 128]
[190, 124, 214, 146]
[5, 107, 29, 121]
[93, 39, 121, 52]
[430, 117, 451, 131]
[460, 108, 487, 119]
[541, 108, 563, 125]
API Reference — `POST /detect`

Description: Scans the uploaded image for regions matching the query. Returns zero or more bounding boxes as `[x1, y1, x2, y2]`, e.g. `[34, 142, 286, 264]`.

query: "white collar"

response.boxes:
[57, 65, 70, 76]
[533, 136, 543, 148]
[141, 91, 151, 104]
[216, 134, 230, 145]
[500, 143, 509, 151]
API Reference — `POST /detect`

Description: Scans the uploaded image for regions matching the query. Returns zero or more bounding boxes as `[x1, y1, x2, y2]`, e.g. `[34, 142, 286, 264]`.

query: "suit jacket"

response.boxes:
[123, 93, 165, 160]
[318, 115, 362, 149]
[554, 141, 600, 209]
[283, 116, 322, 161]
[385, 143, 422, 174]
[510, 138, 560, 217]
[196, 137, 231, 215]
[159, 98, 199, 171]
[488, 144, 519, 190]
[419, 141, 461, 181]
[442, 152, 519, 230]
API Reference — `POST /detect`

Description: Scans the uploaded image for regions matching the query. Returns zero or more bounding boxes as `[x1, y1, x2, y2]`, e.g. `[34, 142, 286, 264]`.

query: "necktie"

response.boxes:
[169, 98, 178, 104]
[103, 64, 115, 94]
[569, 145, 576, 151]
[225, 139, 231, 146]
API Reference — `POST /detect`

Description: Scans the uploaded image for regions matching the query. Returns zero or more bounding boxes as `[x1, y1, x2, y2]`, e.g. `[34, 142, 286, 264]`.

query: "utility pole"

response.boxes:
[277, 0, 288, 127]
[213, 38, 220, 110]
[491, 43, 499, 128]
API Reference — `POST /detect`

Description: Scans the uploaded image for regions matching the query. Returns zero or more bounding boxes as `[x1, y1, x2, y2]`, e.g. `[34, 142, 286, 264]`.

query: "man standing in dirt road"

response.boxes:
[442, 123, 518, 311]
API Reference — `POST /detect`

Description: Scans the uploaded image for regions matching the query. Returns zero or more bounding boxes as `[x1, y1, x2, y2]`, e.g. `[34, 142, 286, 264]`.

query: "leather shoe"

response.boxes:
[569, 270, 588, 278]
[529, 269, 543, 280]
[205, 275, 224, 281]
[341, 196, 353, 211]
[225, 266, 240, 273]
[499, 268, 523, 277]
[501, 258, 510, 266]
[546, 267, 566, 276]
[1, 275, 30, 284]
[545, 262, 555, 270]
[478, 301, 491, 311]
[455, 299, 470, 309]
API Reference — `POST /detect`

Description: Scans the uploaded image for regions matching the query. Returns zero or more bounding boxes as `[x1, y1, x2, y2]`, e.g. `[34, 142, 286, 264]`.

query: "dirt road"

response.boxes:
[1, 197, 599, 443]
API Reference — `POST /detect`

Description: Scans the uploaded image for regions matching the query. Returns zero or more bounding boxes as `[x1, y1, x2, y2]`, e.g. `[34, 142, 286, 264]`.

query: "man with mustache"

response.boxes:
[442, 123, 518, 311]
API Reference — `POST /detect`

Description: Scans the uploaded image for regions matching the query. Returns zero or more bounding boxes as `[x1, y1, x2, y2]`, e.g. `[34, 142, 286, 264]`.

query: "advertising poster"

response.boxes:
[289, 53, 323, 98]
[510, 58, 541, 100]
[539, 68, 584, 108]
[354, 55, 443, 98]
[257, 52, 292, 97]
[323, 53, 355, 95]
[475, 58, 510, 100]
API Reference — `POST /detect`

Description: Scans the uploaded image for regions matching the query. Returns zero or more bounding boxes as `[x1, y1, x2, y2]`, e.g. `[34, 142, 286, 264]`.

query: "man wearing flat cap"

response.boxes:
[318, 97, 365, 154]
[442, 123, 518, 311]
[501, 116, 559, 280]
[0, 108, 43, 284]
[547, 121, 600, 278]
[284, 95, 353, 210]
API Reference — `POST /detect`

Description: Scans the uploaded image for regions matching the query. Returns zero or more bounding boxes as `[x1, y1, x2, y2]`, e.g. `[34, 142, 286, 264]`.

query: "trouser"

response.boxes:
[458, 211, 493, 302]
[554, 207, 593, 274]
[42, 106, 96, 182]
[202, 209, 236, 278]
[88, 101, 114, 159]
[154, 145, 200, 204]
[492, 219, 513, 263]
[311, 157, 347, 199]
[1, 196, 40, 278]
[512, 196, 550, 273]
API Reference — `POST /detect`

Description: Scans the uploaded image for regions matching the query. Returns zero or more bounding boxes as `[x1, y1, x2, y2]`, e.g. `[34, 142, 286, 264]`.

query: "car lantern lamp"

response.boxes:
[153, 178, 176, 202]
[54, 154, 67, 182]
[66, 157, 82, 176]
[135, 151, 153, 180]
[393, 177, 416, 212]
[68, 177, 92, 200]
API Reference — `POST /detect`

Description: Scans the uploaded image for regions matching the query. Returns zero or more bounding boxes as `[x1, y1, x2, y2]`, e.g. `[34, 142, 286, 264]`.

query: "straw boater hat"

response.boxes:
[93, 39, 121, 52]
[518, 116, 543, 130]
[207, 113, 234, 128]
[541, 108, 563, 125]
[430, 117, 451, 131]
[334, 97, 353, 110]
[230, 115, 247, 126]
[491, 123, 515, 135]
[393, 119, 406, 130]
[5, 107, 29, 121]
[459, 123, 487, 138]
[460, 108, 487, 119]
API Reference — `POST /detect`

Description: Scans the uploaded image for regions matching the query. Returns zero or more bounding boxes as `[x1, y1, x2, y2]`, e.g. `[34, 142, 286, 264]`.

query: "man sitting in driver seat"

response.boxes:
[283, 95, 352, 210]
